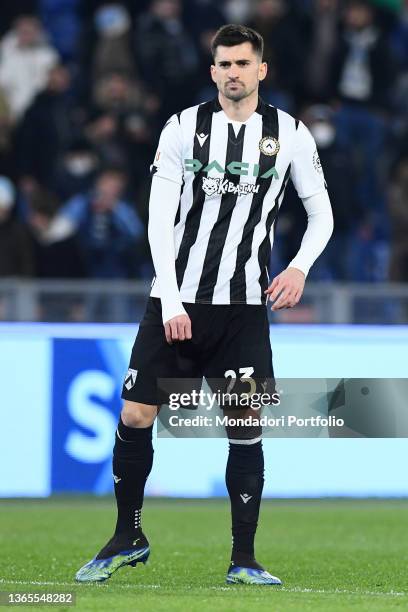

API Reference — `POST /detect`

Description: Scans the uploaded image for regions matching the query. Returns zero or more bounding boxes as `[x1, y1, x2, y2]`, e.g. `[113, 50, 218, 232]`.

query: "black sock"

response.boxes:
[112, 417, 153, 538]
[226, 440, 264, 565]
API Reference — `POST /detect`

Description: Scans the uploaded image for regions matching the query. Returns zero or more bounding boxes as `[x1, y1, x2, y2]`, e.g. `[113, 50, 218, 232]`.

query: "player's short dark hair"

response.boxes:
[211, 24, 264, 60]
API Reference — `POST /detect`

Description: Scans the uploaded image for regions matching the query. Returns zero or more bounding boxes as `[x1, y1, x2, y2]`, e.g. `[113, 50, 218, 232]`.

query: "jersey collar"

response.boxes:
[211, 95, 269, 116]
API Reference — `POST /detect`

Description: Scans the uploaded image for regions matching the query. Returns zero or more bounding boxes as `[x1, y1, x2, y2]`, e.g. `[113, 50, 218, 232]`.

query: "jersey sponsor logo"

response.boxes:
[124, 368, 138, 390]
[185, 158, 279, 180]
[196, 132, 209, 147]
[202, 176, 260, 197]
[259, 136, 280, 156]
[313, 150, 323, 174]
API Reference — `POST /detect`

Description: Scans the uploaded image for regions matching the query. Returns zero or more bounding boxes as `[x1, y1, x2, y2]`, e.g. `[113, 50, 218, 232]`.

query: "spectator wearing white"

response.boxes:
[0, 15, 58, 121]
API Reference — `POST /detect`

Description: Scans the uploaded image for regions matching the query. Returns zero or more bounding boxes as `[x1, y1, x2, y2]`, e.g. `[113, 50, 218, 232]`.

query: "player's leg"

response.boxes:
[97, 401, 157, 556]
[75, 401, 157, 582]
[224, 415, 280, 585]
[225, 417, 263, 566]
[76, 298, 170, 582]
[111, 400, 156, 542]
[204, 303, 281, 585]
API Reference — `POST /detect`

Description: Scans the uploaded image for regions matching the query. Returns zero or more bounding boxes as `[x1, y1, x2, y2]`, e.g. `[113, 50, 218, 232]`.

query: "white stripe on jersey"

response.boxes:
[174, 109, 196, 259]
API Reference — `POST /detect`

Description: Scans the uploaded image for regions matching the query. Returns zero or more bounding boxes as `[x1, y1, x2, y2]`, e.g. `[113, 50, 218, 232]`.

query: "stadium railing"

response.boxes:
[0, 279, 407, 324]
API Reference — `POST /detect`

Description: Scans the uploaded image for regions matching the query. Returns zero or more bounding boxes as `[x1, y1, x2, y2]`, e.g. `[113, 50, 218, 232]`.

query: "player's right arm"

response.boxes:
[148, 114, 192, 344]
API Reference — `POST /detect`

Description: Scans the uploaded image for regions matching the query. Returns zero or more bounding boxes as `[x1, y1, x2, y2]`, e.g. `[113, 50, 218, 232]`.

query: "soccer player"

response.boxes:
[76, 24, 333, 585]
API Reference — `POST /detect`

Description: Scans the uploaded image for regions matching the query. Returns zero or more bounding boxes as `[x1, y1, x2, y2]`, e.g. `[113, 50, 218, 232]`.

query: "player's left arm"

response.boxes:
[265, 121, 334, 310]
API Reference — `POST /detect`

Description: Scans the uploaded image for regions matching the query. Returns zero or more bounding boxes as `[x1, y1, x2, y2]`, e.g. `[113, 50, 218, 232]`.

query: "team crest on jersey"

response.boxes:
[259, 136, 280, 156]
[124, 368, 138, 391]
[313, 150, 323, 174]
[202, 176, 260, 197]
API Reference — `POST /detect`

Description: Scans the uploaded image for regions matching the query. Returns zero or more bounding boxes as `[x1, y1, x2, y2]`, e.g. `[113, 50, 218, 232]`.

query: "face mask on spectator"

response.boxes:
[310, 122, 336, 148]
[95, 5, 131, 37]
[65, 155, 97, 176]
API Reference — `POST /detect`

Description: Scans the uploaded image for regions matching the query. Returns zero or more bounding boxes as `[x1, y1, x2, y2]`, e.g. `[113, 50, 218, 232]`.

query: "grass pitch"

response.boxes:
[0, 498, 407, 611]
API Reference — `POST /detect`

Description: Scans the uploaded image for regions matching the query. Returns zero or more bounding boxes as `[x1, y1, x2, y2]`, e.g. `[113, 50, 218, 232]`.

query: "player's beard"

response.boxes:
[222, 81, 256, 102]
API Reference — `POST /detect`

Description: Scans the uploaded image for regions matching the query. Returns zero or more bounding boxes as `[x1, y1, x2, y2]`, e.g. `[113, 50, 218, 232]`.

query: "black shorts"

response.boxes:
[121, 297, 274, 406]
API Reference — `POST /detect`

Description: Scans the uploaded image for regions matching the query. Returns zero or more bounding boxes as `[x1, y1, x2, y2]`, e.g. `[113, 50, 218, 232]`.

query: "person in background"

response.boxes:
[0, 87, 14, 178]
[388, 150, 408, 282]
[48, 167, 145, 279]
[248, 0, 304, 112]
[92, 3, 136, 82]
[24, 185, 83, 279]
[0, 15, 58, 121]
[54, 139, 100, 200]
[0, 176, 33, 277]
[301, 104, 361, 281]
[331, 0, 396, 112]
[87, 72, 159, 184]
[329, 0, 397, 280]
[16, 65, 76, 190]
[135, 0, 199, 121]
[303, 0, 339, 102]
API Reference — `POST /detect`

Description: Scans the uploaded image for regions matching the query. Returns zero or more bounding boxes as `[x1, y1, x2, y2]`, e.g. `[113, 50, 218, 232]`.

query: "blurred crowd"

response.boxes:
[0, 0, 407, 284]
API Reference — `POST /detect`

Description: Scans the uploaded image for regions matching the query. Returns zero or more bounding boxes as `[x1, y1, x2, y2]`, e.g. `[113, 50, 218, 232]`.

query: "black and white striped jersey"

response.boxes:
[150, 96, 326, 305]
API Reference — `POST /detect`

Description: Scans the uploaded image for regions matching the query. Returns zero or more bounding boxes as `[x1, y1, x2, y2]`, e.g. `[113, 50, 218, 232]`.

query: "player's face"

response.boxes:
[211, 42, 267, 102]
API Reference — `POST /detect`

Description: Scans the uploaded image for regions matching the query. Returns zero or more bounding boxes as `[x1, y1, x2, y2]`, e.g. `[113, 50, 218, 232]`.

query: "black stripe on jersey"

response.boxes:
[175, 101, 213, 287]
[195, 123, 246, 301]
[229, 105, 279, 302]
[257, 166, 291, 301]
[295, 118, 299, 130]
[174, 176, 184, 226]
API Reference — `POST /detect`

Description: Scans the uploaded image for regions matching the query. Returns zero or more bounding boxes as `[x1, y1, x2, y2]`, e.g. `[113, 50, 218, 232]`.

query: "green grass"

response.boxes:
[0, 498, 407, 611]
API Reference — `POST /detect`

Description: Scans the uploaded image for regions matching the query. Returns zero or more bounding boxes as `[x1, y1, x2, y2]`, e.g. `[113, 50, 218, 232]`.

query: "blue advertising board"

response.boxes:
[1, 323, 408, 498]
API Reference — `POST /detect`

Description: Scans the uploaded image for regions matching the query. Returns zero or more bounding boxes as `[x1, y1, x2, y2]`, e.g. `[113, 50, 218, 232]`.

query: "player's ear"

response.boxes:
[210, 64, 217, 83]
[258, 62, 267, 82]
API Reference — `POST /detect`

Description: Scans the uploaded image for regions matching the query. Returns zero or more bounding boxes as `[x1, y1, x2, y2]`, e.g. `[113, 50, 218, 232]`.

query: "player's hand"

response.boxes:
[264, 267, 305, 310]
[164, 314, 192, 344]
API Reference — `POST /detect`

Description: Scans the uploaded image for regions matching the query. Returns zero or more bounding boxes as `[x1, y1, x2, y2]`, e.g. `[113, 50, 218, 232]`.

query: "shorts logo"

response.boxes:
[313, 150, 323, 174]
[259, 136, 280, 156]
[124, 368, 138, 390]
[202, 176, 260, 197]
[240, 493, 253, 504]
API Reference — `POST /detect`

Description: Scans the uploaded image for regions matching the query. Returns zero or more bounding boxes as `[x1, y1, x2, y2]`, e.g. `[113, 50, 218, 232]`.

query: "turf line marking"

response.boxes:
[0, 580, 159, 590]
[0, 580, 406, 598]
[212, 586, 407, 598]
[282, 587, 406, 598]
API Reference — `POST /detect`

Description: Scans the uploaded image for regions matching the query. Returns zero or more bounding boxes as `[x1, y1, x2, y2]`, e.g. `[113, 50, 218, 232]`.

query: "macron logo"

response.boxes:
[240, 493, 252, 504]
[196, 132, 209, 147]
[113, 474, 121, 484]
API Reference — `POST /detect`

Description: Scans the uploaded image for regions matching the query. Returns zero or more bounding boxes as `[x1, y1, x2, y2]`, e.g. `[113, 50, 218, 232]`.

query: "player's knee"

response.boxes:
[224, 408, 262, 442]
[121, 400, 157, 428]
